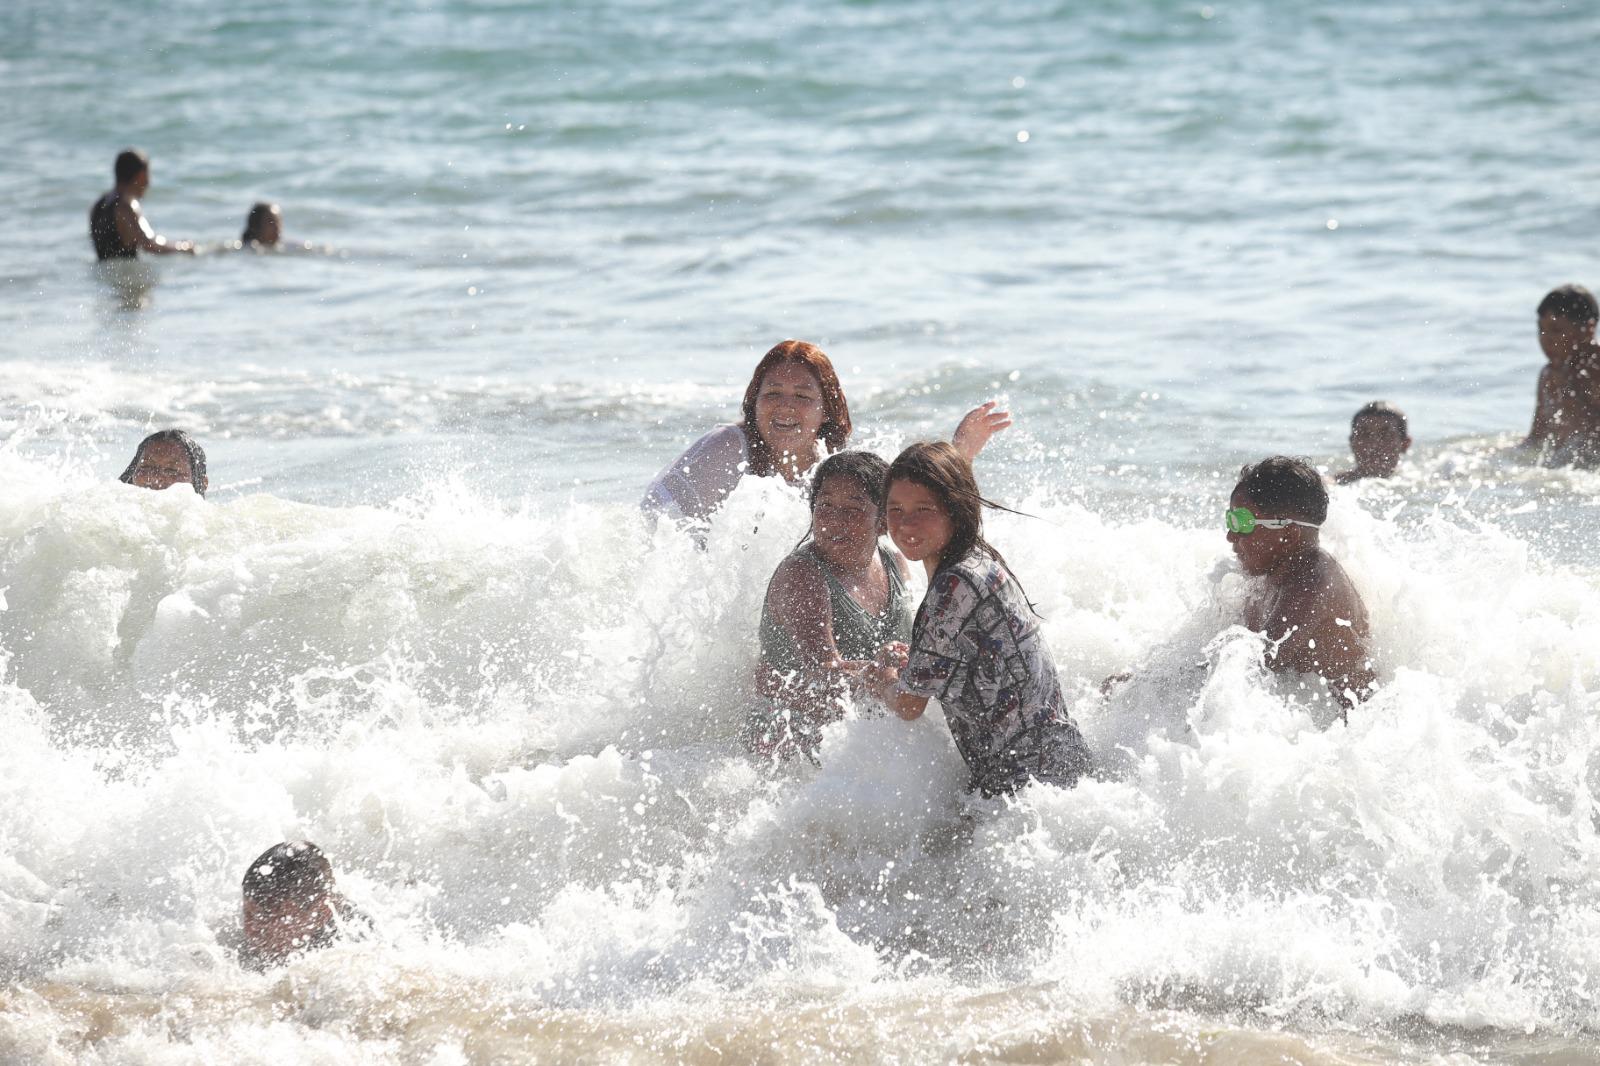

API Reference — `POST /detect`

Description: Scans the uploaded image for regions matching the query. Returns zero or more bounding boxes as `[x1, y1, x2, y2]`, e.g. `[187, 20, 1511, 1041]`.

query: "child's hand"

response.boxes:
[874, 642, 909, 671]
[952, 401, 1013, 461]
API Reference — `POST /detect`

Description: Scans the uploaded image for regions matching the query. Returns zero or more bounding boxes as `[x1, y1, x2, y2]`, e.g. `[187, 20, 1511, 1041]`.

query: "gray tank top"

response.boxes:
[759, 544, 912, 671]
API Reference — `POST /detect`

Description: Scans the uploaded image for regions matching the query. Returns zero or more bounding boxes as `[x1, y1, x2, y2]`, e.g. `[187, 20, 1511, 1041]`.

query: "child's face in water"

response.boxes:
[886, 479, 953, 566]
[1349, 415, 1409, 475]
[810, 476, 882, 569]
[128, 441, 194, 492]
[243, 892, 337, 964]
[1226, 488, 1305, 577]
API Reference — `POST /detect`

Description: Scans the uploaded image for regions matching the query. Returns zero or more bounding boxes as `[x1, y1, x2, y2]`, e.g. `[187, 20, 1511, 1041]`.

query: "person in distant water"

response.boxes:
[748, 451, 912, 762]
[240, 841, 356, 971]
[641, 339, 1012, 527]
[119, 429, 208, 496]
[88, 149, 195, 260]
[240, 202, 283, 247]
[867, 442, 1093, 796]
[1333, 401, 1411, 484]
[1523, 284, 1600, 467]
[1226, 457, 1375, 717]
[1522, 284, 1600, 468]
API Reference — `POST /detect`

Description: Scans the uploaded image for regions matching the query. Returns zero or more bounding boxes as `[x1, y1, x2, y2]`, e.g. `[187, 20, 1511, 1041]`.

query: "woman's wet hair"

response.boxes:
[119, 429, 209, 496]
[809, 451, 889, 511]
[242, 202, 280, 244]
[242, 841, 335, 909]
[1235, 455, 1328, 524]
[740, 340, 851, 476]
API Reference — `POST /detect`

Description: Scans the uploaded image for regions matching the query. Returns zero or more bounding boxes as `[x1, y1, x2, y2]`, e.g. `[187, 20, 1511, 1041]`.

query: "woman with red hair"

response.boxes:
[643, 340, 1008, 525]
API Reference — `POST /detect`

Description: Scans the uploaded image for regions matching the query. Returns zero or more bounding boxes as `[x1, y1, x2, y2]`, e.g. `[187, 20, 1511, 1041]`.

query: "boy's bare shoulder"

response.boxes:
[1284, 550, 1367, 622]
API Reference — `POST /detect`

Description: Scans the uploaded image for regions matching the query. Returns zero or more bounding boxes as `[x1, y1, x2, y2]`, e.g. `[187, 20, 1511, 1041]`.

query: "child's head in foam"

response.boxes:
[119, 429, 208, 496]
[240, 841, 341, 969]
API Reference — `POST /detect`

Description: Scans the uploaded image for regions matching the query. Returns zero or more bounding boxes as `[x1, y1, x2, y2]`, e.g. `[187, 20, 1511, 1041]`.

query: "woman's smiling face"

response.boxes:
[753, 361, 827, 457]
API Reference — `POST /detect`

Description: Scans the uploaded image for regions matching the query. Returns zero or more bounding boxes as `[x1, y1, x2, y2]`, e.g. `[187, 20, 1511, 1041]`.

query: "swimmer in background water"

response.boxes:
[1522, 284, 1600, 468]
[866, 442, 1093, 796]
[89, 149, 195, 260]
[239, 841, 359, 971]
[240, 202, 282, 248]
[641, 339, 1012, 527]
[119, 429, 208, 496]
[1333, 401, 1411, 484]
[747, 451, 912, 762]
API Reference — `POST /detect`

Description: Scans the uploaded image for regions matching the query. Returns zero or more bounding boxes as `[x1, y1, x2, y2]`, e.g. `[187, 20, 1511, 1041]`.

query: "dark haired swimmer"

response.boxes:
[120, 429, 208, 496]
[748, 451, 913, 761]
[89, 149, 195, 260]
[1227, 456, 1374, 716]
[1523, 284, 1600, 467]
[241, 202, 282, 247]
[240, 841, 357, 971]
[1333, 402, 1410, 484]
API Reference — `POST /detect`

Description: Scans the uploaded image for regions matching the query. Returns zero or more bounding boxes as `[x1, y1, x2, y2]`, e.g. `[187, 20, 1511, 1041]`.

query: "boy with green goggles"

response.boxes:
[1224, 507, 1321, 535]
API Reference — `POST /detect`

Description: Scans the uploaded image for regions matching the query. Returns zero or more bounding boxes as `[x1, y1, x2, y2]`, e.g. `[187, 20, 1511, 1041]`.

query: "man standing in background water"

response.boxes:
[88, 149, 194, 260]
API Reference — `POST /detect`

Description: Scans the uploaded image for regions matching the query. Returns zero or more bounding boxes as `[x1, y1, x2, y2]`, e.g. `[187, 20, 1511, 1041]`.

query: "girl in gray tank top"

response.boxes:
[747, 452, 913, 763]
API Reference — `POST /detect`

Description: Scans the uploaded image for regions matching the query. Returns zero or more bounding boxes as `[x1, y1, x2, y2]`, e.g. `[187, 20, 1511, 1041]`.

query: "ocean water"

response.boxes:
[4, 0, 1600, 1063]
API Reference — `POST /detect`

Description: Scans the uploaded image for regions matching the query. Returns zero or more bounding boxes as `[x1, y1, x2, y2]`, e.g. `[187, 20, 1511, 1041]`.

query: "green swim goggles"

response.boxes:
[1225, 507, 1321, 535]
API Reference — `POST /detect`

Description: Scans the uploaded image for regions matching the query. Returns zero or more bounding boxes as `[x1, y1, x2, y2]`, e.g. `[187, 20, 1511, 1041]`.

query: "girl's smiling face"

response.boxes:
[810, 475, 882, 570]
[753, 361, 827, 459]
[885, 478, 953, 567]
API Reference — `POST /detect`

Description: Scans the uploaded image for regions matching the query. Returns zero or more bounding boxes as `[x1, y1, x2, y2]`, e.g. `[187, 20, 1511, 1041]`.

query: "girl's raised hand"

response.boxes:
[952, 400, 1013, 461]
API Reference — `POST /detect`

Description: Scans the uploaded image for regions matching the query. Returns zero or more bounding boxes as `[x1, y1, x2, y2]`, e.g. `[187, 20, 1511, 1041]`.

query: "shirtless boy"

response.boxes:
[1523, 284, 1600, 467]
[1333, 402, 1410, 484]
[89, 149, 194, 260]
[1227, 456, 1376, 716]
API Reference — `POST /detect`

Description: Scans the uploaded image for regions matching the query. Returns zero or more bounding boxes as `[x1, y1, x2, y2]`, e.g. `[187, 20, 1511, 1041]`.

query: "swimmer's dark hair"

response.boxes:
[115, 149, 149, 185]
[809, 451, 889, 511]
[1538, 284, 1598, 326]
[1235, 456, 1328, 525]
[119, 429, 209, 497]
[1351, 400, 1407, 436]
[242, 841, 335, 909]
[242, 202, 279, 244]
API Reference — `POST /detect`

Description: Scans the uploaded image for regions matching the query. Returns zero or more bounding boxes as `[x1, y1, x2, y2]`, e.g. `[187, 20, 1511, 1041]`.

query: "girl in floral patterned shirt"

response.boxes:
[867, 442, 1092, 795]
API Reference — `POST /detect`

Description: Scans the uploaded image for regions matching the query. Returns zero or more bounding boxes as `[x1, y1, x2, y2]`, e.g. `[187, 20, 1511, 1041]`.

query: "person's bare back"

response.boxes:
[1243, 546, 1375, 711]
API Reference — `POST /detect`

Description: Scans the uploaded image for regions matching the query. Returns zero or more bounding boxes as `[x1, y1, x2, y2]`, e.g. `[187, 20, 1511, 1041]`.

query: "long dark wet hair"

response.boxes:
[740, 340, 852, 477]
[119, 429, 209, 497]
[885, 441, 1038, 610]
